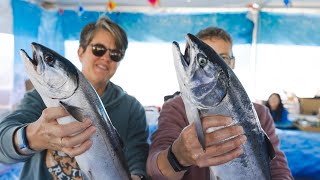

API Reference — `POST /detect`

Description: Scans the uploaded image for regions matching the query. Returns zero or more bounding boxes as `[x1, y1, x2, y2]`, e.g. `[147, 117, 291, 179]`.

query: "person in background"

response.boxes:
[0, 16, 148, 180]
[147, 27, 293, 180]
[265, 93, 290, 124]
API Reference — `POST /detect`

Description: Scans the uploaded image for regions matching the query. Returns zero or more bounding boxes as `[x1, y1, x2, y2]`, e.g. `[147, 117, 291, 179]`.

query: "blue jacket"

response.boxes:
[270, 108, 289, 122]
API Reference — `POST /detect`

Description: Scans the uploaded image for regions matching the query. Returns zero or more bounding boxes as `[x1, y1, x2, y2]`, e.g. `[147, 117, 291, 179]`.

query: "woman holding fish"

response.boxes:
[147, 27, 293, 180]
[0, 17, 148, 180]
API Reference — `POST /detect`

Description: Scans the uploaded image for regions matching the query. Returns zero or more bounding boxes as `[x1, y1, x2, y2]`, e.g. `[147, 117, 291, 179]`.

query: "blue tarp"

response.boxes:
[276, 129, 320, 179]
[12, 0, 254, 57]
[258, 11, 320, 46]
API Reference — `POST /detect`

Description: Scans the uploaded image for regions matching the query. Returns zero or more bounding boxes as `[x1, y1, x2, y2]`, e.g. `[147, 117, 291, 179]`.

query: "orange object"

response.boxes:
[108, 0, 116, 11]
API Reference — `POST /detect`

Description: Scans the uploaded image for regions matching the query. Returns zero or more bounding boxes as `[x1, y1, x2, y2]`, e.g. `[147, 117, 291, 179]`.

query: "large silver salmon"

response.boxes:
[172, 34, 275, 180]
[20, 42, 130, 180]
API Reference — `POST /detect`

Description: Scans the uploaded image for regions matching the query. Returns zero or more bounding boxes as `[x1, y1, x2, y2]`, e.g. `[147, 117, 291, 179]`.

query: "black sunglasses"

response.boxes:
[90, 44, 124, 62]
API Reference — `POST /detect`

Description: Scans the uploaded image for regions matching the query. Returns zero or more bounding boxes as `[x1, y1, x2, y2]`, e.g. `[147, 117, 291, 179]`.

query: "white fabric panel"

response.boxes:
[0, 0, 13, 34]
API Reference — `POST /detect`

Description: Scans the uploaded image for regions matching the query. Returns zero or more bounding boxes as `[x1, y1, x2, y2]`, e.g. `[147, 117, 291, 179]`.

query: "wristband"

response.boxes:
[16, 125, 38, 154]
[167, 144, 190, 172]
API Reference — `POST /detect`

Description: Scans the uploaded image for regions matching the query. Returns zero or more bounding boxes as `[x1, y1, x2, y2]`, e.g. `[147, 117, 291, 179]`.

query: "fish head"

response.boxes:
[20, 42, 79, 99]
[172, 33, 230, 108]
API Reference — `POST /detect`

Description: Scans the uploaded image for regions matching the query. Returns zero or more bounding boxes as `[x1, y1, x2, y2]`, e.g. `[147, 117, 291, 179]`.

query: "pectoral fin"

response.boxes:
[60, 101, 84, 122]
[184, 99, 206, 152]
[195, 109, 206, 152]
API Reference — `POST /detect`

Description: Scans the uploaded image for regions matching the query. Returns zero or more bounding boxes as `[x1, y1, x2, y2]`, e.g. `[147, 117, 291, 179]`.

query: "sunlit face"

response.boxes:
[78, 30, 120, 87]
[202, 38, 235, 69]
[268, 94, 280, 110]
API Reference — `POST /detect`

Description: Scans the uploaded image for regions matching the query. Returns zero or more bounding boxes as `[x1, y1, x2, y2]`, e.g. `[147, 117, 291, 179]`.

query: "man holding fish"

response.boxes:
[147, 27, 293, 180]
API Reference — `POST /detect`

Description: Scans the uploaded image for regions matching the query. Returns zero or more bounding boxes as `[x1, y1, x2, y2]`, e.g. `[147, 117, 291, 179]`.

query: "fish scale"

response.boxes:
[172, 34, 275, 180]
[20, 42, 131, 180]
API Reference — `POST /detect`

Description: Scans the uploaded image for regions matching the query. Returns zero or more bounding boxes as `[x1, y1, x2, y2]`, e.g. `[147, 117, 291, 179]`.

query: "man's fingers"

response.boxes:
[205, 135, 246, 157]
[205, 125, 244, 145]
[40, 107, 69, 123]
[202, 116, 233, 130]
[198, 147, 243, 167]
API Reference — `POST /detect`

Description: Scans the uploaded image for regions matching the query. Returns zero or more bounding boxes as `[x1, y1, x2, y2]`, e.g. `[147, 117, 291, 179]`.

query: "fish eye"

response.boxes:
[44, 54, 55, 66]
[197, 57, 207, 68]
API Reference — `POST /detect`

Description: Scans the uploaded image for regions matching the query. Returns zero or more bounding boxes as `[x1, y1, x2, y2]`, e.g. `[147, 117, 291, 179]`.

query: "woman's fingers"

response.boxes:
[62, 139, 93, 157]
[29, 106, 96, 154]
[40, 107, 69, 123]
[60, 126, 96, 148]
[50, 118, 93, 137]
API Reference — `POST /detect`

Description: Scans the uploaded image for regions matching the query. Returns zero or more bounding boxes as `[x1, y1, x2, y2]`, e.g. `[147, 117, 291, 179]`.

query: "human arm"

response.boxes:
[0, 90, 95, 164]
[147, 97, 246, 180]
[125, 98, 149, 179]
[19, 107, 95, 157]
[254, 103, 294, 180]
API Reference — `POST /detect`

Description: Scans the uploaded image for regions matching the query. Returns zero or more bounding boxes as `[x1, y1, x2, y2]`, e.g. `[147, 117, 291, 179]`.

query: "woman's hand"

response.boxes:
[15, 106, 96, 157]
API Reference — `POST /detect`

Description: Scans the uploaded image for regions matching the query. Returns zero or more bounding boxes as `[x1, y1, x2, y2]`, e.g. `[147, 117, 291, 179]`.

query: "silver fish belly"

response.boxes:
[172, 34, 275, 180]
[20, 42, 130, 180]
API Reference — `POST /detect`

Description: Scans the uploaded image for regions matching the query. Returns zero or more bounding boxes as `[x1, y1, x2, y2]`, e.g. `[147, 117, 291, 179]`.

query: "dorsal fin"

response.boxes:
[263, 132, 276, 160]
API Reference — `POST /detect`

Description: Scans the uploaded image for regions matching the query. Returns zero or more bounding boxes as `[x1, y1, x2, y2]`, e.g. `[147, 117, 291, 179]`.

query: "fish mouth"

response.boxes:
[184, 43, 191, 65]
[174, 33, 196, 67]
[172, 41, 191, 68]
[31, 43, 38, 65]
[20, 49, 38, 66]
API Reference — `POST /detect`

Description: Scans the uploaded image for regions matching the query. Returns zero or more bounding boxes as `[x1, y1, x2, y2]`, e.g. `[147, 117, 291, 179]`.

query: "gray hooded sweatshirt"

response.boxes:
[0, 81, 149, 179]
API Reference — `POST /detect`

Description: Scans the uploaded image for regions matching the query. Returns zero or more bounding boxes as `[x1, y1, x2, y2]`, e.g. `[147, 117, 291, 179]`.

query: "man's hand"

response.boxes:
[15, 106, 96, 157]
[172, 115, 246, 167]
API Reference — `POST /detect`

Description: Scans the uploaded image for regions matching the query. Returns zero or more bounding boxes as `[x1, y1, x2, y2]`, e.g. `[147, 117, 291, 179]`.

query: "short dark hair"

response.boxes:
[196, 27, 233, 45]
[79, 16, 128, 54]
